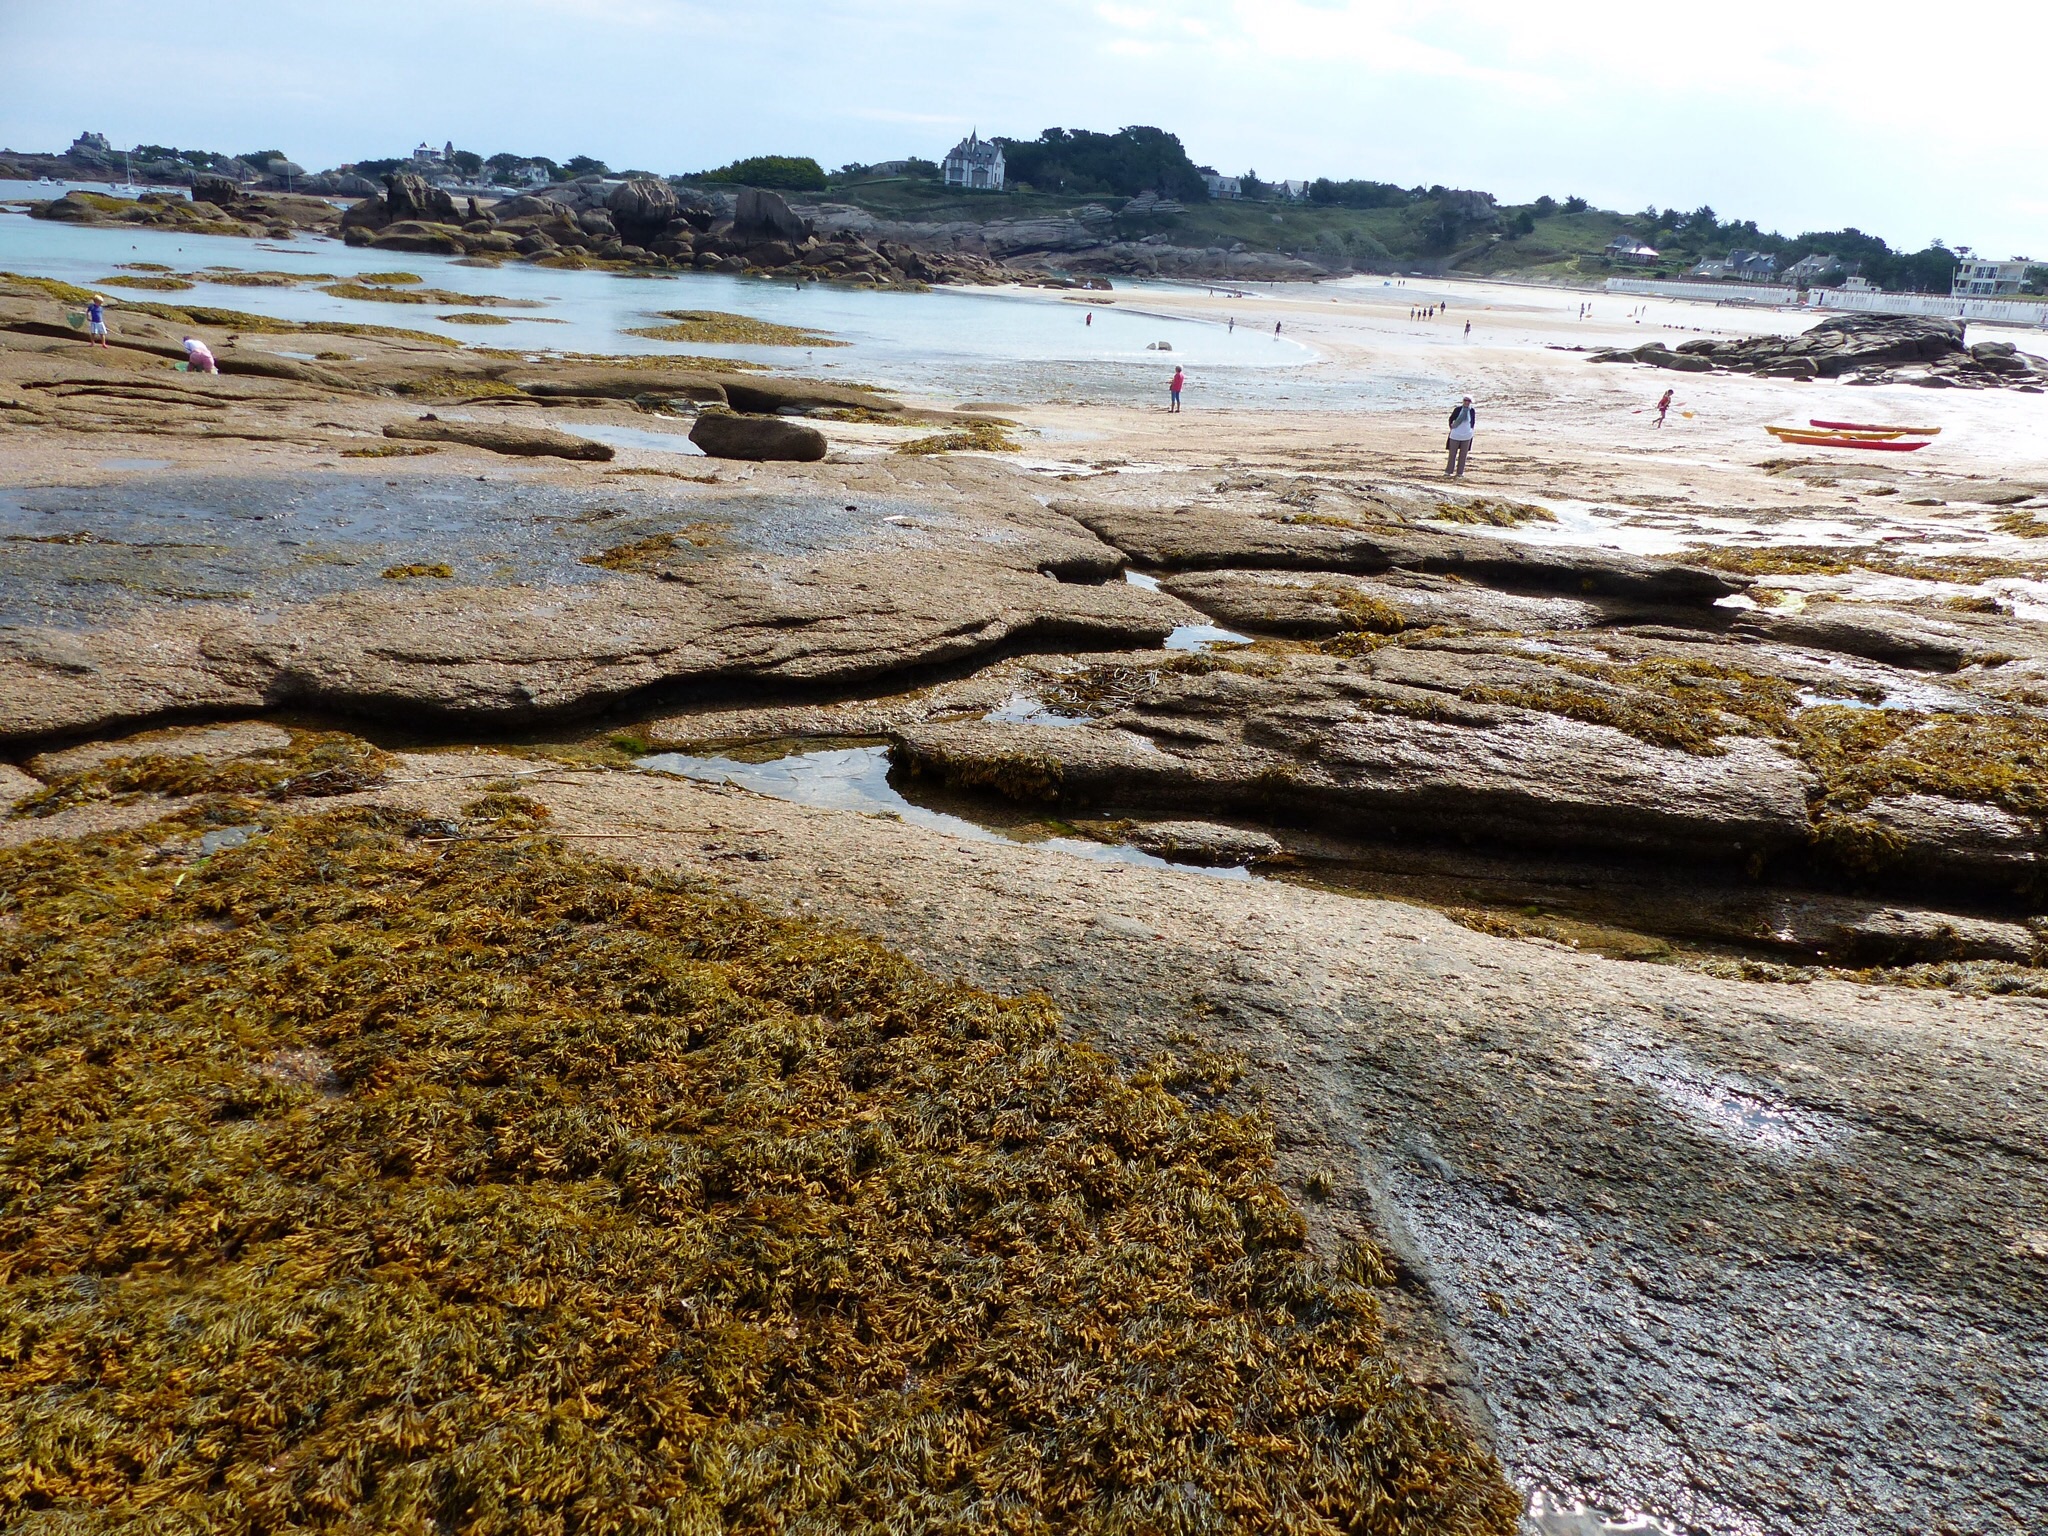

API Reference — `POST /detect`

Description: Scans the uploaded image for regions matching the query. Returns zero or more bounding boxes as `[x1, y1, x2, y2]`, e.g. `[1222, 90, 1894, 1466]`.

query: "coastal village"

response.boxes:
[2, 49, 2047, 1536]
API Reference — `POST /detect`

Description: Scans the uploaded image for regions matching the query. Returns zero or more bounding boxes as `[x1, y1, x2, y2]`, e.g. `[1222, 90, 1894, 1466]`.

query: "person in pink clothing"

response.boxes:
[1168, 366, 1185, 412]
[182, 337, 218, 375]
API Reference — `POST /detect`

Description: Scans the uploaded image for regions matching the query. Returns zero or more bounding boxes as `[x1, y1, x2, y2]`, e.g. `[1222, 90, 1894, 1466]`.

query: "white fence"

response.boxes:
[1605, 276, 2048, 328]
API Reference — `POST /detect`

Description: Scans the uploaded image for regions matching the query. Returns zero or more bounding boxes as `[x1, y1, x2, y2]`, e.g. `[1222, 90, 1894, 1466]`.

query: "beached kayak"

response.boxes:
[1810, 420, 1941, 434]
[1768, 430, 1932, 451]
[1766, 425, 1908, 441]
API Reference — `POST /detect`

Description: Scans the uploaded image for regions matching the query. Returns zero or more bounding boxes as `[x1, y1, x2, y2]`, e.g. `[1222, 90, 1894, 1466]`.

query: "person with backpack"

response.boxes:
[1445, 396, 1477, 476]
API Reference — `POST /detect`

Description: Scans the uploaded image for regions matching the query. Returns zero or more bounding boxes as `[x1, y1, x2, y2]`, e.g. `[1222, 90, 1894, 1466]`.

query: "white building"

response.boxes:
[1202, 171, 1242, 200]
[1952, 250, 2033, 297]
[942, 132, 1005, 192]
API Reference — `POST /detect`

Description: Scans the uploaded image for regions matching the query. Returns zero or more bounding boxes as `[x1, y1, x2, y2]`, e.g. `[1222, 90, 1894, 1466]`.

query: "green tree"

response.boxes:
[1562, 195, 1589, 214]
[996, 127, 1208, 201]
[448, 149, 484, 178]
[2023, 265, 2048, 295]
[564, 155, 610, 178]
[696, 155, 828, 191]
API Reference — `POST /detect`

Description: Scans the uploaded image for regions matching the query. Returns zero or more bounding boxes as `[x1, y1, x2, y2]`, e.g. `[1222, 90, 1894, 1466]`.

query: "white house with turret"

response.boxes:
[943, 132, 1004, 192]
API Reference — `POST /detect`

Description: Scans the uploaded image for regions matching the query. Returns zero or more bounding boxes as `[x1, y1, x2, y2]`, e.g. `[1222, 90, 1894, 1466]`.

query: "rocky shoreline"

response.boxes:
[1593, 313, 2048, 390]
[4, 264, 2045, 1535]
[20, 171, 1209, 287]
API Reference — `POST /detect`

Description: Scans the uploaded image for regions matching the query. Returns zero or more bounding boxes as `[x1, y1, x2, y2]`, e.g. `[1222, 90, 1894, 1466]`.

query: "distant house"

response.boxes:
[1274, 179, 1310, 201]
[1781, 253, 1840, 285]
[1606, 236, 1660, 266]
[413, 141, 453, 165]
[942, 132, 1005, 192]
[1728, 248, 1778, 281]
[1952, 251, 2032, 297]
[1691, 248, 1778, 282]
[1201, 170, 1242, 200]
[507, 161, 552, 188]
[70, 130, 113, 157]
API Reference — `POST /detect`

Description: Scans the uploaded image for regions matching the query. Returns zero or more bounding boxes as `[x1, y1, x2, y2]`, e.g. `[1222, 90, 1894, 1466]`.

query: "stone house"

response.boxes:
[942, 132, 1005, 192]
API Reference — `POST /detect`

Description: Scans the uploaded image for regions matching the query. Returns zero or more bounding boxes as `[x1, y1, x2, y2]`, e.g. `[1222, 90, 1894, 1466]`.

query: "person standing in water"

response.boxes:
[1168, 366, 1185, 413]
[1655, 388, 1674, 427]
[87, 295, 109, 347]
[1274, 320, 1283, 336]
[1445, 396, 1477, 477]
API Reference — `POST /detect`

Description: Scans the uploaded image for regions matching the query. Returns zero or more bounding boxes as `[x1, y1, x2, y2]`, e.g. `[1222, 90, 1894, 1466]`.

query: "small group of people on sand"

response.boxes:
[81, 293, 217, 373]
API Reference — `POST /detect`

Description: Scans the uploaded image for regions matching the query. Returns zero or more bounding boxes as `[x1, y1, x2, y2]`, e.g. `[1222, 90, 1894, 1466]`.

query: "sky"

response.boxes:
[2, 0, 2042, 257]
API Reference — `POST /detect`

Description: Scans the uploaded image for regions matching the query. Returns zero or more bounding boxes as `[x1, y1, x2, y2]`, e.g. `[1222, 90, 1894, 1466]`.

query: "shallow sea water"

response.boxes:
[635, 742, 1251, 880]
[0, 209, 1332, 407]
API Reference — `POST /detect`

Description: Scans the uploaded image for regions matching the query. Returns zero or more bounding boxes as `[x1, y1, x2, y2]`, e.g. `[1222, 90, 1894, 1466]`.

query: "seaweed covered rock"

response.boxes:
[0, 803, 1518, 1534]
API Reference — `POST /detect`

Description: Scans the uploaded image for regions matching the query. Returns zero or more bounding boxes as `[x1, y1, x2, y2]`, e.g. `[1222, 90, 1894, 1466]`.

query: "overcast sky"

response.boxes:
[3, 0, 2041, 256]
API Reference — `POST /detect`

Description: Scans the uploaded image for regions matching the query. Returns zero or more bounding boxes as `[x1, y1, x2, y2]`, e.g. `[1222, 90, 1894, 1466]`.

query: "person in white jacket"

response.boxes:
[1445, 397, 1476, 476]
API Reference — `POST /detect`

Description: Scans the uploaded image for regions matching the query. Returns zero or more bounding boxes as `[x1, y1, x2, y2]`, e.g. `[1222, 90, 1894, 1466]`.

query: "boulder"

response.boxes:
[367, 221, 467, 255]
[191, 174, 243, 207]
[30, 192, 100, 222]
[607, 176, 678, 244]
[489, 194, 574, 224]
[383, 172, 462, 226]
[689, 411, 829, 462]
[733, 187, 812, 245]
[576, 209, 618, 239]
[383, 419, 614, 461]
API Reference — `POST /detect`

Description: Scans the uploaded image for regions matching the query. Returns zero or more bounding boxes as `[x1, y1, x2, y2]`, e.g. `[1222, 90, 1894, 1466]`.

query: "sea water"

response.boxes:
[0, 206, 1326, 406]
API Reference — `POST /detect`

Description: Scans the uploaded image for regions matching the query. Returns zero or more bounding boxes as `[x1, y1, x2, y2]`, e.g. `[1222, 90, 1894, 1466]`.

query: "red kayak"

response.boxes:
[1774, 431, 1931, 452]
[1809, 420, 1941, 435]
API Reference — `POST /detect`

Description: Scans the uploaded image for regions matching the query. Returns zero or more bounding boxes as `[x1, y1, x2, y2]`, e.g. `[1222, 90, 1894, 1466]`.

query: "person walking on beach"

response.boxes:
[181, 336, 218, 375]
[87, 295, 109, 347]
[1445, 396, 1477, 477]
[1168, 366, 1185, 412]
[1085, 312, 1092, 327]
[1464, 320, 1471, 337]
[1655, 388, 1674, 427]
